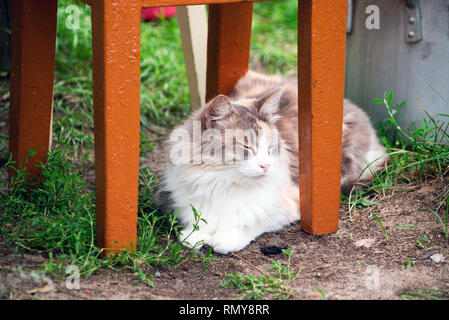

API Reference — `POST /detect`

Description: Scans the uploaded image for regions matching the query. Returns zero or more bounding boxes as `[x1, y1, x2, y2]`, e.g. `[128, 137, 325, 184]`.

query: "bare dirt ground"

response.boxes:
[1, 127, 449, 300]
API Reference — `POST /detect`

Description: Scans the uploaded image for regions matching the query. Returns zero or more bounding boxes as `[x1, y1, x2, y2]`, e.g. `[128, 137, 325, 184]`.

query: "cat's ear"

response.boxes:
[202, 95, 233, 128]
[256, 88, 283, 122]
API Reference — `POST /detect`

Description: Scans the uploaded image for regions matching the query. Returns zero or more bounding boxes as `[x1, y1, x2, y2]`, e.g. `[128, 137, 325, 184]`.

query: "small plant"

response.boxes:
[0, 139, 199, 286]
[370, 212, 389, 240]
[341, 91, 449, 206]
[416, 230, 434, 249]
[179, 204, 208, 249]
[316, 287, 327, 300]
[400, 288, 449, 300]
[221, 248, 299, 300]
[418, 196, 449, 241]
[405, 257, 417, 270]
[200, 247, 218, 274]
[341, 188, 376, 221]
[375, 91, 449, 185]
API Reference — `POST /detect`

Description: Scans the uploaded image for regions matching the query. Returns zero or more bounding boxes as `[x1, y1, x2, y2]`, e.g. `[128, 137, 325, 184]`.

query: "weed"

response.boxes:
[416, 230, 434, 249]
[315, 287, 327, 300]
[178, 204, 208, 249]
[340, 91, 449, 244]
[200, 247, 218, 274]
[0, 139, 197, 284]
[342, 90, 448, 205]
[0, 0, 300, 293]
[405, 257, 417, 270]
[370, 212, 389, 240]
[418, 197, 449, 241]
[400, 288, 449, 300]
[341, 188, 376, 221]
[375, 91, 449, 185]
[221, 248, 299, 300]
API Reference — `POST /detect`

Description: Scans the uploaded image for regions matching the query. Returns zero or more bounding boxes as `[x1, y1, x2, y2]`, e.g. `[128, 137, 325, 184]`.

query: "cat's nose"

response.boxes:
[260, 164, 271, 173]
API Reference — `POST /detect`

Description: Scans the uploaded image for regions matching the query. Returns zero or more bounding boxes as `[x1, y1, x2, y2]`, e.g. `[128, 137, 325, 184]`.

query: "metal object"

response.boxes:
[405, 0, 422, 43]
[346, 0, 354, 34]
[345, 0, 448, 138]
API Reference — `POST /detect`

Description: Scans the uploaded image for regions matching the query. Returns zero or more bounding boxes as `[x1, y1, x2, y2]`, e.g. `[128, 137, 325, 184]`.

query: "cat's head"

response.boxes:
[198, 89, 285, 178]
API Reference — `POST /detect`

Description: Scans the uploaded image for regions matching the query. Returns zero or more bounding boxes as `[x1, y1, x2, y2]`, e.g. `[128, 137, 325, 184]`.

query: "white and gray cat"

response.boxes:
[157, 71, 388, 254]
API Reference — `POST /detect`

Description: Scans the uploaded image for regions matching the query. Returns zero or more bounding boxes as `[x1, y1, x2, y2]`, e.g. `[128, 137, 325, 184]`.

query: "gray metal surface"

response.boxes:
[344, 0, 449, 134]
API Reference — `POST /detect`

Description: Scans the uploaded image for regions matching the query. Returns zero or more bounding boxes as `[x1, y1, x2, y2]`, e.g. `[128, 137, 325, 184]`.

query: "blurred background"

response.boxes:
[0, 0, 298, 159]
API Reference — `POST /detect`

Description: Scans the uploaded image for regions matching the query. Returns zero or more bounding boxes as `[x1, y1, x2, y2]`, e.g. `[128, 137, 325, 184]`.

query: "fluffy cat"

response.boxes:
[157, 71, 388, 254]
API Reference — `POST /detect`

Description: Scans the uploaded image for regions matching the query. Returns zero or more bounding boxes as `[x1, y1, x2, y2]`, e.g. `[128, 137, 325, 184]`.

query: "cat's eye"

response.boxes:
[240, 144, 252, 152]
[239, 144, 254, 160]
[268, 146, 278, 155]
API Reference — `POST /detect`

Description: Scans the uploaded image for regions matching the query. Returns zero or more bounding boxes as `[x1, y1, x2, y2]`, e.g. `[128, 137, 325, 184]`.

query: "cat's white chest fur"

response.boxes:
[162, 161, 299, 254]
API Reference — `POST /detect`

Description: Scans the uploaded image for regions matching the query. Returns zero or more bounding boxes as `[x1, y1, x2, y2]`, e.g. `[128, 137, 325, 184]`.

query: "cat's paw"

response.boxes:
[208, 229, 253, 254]
[179, 228, 210, 251]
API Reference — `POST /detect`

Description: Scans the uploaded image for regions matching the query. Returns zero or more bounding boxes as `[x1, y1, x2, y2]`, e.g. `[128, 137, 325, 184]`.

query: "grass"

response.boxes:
[0, 0, 298, 154]
[339, 90, 449, 249]
[0, 0, 448, 300]
[341, 91, 449, 233]
[0, 0, 299, 294]
[251, 0, 298, 76]
[0, 138, 199, 285]
[342, 188, 377, 221]
[416, 230, 434, 249]
[400, 288, 449, 300]
[405, 257, 417, 270]
[370, 212, 389, 240]
[49, 0, 298, 149]
[221, 248, 299, 300]
[419, 197, 449, 241]
[376, 91, 449, 185]
[315, 287, 327, 300]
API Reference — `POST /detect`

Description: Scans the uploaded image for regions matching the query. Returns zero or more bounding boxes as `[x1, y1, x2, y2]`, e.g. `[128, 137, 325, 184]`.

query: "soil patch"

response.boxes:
[1, 128, 448, 300]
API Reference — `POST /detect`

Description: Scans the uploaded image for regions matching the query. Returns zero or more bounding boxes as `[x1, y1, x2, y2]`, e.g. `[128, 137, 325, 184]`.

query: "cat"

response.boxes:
[157, 70, 388, 254]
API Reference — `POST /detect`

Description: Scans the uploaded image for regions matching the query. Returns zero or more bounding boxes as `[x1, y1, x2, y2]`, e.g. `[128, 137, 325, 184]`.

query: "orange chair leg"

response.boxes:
[206, 2, 253, 100]
[298, 0, 347, 234]
[8, 0, 57, 180]
[91, 0, 141, 253]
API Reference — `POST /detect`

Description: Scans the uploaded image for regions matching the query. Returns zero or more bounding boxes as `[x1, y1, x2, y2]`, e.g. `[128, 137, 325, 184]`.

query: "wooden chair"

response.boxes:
[9, 0, 347, 254]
